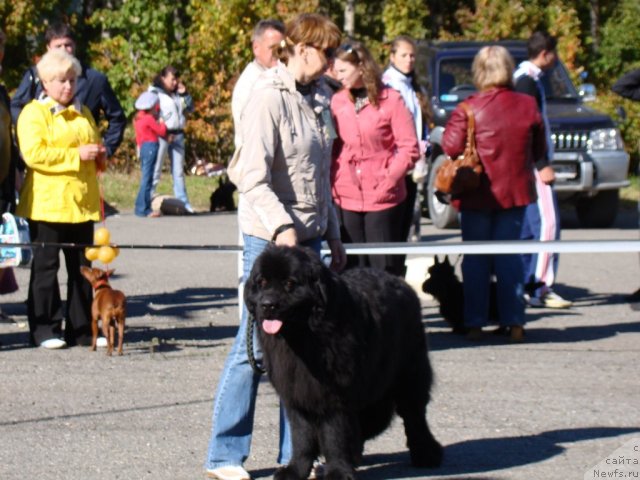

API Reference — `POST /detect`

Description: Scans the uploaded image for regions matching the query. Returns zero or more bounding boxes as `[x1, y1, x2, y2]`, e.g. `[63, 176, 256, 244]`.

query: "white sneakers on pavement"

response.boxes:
[206, 465, 251, 480]
[528, 289, 572, 309]
[40, 338, 67, 349]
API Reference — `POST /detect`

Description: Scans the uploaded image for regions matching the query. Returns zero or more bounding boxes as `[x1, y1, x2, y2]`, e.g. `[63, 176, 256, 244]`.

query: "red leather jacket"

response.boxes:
[442, 87, 547, 211]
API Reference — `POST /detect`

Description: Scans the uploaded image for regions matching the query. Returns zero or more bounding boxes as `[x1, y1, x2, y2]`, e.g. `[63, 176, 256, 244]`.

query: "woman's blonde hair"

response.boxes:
[472, 46, 514, 91]
[274, 13, 341, 65]
[335, 41, 383, 107]
[36, 48, 81, 83]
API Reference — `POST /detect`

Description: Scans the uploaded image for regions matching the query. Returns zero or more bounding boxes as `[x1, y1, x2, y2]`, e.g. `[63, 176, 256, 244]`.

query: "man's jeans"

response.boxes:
[460, 207, 526, 328]
[134, 141, 159, 217]
[204, 234, 321, 469]
[151, 134, 191, 209]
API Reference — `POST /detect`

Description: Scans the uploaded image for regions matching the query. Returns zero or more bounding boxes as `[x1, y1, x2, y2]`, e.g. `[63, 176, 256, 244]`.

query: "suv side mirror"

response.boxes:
[578, 83, 597, 102]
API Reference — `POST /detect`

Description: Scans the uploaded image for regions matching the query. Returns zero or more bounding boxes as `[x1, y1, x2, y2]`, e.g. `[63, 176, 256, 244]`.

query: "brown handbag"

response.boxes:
[434, 102, 483, 196]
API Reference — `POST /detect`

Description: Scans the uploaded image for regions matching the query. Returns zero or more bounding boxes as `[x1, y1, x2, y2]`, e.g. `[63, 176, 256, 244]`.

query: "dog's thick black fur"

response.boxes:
[422, 255, 499, 334]
[209, 177, 237, 212]
[245, 246, 443, 480]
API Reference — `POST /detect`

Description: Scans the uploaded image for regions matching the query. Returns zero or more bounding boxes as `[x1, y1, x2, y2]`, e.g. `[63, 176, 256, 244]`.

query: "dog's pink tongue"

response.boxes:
[262, 319, 283, 335]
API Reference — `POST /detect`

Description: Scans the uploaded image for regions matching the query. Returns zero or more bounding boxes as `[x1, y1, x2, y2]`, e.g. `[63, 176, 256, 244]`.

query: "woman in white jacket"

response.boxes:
[148, 66, 194, 212]
[382, 36, 429, 244]
[204, 13, 346, 480]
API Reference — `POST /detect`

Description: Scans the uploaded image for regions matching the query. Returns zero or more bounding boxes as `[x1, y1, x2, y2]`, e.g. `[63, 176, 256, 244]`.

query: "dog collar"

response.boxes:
[93, 279, 111, 291]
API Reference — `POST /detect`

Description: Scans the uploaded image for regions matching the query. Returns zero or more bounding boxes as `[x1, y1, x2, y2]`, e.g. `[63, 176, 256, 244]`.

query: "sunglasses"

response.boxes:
[338, 43, 359, 60]
[309, 44, 336, 61]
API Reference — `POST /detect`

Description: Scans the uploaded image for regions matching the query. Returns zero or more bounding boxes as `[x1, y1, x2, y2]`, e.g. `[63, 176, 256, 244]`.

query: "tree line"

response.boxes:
[2, 0, 639, 170]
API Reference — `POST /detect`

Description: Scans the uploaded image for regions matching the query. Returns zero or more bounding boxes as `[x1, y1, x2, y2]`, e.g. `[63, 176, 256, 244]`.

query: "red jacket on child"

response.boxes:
[134, 110, 167, 146]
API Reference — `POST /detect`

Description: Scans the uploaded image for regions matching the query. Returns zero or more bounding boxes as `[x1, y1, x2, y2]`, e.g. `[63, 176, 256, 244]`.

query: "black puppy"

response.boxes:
[422, 255, 499, 334]
[246, 246, 443, 480]
[209, 177, 237, 212]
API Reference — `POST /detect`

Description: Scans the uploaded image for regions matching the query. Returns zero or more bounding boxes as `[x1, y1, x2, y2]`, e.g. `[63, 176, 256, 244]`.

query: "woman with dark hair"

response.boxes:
[148, 66, 194, 212]
[442, 46, 554, 342]
[331, 41, 419, 276]
[383, 35, 430, 244]
[204, 13, 345, 480]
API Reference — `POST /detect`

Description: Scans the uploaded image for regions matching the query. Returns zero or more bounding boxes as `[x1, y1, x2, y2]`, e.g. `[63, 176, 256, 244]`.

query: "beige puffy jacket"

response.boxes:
[228, 64, 340, 243]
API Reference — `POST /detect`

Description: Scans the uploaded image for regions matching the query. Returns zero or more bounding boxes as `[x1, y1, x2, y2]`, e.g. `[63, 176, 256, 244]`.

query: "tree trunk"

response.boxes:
[344, 0, 355, 38]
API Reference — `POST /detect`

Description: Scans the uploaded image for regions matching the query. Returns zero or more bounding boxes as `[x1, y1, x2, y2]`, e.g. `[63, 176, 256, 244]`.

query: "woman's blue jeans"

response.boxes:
[134, 142, 159, 217]
[204, 234, 321, 470]
[460, 207, 527, 328]
[151, 134, 191, 208]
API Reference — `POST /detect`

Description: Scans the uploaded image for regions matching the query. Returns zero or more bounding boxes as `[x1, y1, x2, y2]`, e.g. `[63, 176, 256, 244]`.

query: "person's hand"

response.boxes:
[274, 227, 297, 247]
[538, 165, 556, 185]
[176, 81, 187, 94]
[79, 144, 107, 162]
[327, 238, 347, 272]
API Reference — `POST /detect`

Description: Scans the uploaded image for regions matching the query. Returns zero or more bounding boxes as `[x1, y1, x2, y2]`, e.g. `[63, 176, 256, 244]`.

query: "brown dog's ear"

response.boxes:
[80, 266, 92, 278]
[106, 268, 115, 277]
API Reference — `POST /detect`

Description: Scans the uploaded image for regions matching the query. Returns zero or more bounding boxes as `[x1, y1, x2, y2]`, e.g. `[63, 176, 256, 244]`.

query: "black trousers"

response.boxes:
[27, 220, 93, 346]
[335, 201, 406, 276]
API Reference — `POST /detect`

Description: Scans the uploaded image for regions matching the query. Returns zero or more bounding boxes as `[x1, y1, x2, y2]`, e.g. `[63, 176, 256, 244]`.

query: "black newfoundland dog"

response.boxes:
[245, 246, 443, 479]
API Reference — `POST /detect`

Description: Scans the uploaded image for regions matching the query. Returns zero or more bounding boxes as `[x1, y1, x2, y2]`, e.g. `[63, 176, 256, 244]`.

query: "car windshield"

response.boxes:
[436, 57, 579, 104]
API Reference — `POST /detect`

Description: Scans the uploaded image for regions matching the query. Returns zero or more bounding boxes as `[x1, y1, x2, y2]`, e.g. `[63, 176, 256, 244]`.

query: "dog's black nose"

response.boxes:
[261, 300, 278, 317]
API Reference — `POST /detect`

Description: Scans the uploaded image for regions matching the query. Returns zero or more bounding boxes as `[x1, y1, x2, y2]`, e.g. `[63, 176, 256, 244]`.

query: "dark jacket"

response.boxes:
[441, 87, 547, 211]
[0, 85, 18, 212]
[612, 69, 640, 101]
[10, 65, 126, 157]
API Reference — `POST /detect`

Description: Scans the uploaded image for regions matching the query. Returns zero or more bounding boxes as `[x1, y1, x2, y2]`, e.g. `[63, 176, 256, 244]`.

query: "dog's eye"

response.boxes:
[284, 279, 296, 292]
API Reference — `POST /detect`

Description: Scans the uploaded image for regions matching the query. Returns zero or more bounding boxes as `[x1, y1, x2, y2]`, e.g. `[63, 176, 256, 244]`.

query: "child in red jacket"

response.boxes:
[133, 91, 166, 217]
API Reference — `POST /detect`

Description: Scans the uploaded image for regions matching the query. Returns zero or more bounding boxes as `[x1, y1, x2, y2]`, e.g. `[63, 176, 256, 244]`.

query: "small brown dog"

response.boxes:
[80, 266, 127, 356]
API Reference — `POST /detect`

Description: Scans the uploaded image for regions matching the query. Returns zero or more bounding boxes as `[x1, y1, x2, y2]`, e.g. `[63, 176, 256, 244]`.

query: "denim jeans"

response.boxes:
[205, 234, 321, 470]
[134, 141, 159, 217]
[460, 207, 526, 328]
[151, 134, 192, 209]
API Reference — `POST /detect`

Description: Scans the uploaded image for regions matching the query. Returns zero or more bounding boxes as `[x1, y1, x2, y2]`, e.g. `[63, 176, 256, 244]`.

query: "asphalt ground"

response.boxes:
[0, 207, 638, 480]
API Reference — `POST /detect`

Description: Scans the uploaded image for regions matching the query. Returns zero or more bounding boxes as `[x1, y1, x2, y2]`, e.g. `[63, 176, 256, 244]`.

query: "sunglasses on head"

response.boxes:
[339, 43, 359, 60]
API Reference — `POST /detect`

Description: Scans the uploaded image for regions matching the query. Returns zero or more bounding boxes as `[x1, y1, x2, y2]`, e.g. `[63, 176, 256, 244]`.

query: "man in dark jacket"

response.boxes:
[612, 69, 640, 303]
[10, 22, 125, 158]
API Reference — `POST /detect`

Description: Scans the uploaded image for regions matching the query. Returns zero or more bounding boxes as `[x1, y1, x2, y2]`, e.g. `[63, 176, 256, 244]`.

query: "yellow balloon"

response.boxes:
[94, 227, 111, 246]
[85, 247, 99, 261]
[98, 246, 116, 264]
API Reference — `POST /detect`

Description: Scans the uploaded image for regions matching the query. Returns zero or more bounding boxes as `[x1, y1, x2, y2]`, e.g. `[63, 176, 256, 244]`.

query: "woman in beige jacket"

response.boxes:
[205, 13, 346, 480]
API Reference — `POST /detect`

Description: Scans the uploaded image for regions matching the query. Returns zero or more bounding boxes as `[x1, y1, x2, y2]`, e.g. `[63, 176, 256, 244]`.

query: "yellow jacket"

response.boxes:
[16, 97, 102, 223]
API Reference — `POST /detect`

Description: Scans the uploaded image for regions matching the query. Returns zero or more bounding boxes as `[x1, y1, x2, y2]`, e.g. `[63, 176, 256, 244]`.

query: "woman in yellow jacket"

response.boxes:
[16, 49, 106, 349]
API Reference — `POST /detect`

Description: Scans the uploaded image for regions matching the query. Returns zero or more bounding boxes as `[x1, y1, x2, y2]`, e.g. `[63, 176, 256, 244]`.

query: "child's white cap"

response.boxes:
[135, 91, 159, 110]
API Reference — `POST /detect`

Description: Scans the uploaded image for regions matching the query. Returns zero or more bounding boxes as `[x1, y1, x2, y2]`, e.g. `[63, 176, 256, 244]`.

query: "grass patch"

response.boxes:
[621, 174, 639, 204]
[100, 170, 223, 213]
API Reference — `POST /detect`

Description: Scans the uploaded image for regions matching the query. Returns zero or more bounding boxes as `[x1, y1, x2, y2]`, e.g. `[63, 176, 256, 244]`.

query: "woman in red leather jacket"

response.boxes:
[442, 45, 555, 342]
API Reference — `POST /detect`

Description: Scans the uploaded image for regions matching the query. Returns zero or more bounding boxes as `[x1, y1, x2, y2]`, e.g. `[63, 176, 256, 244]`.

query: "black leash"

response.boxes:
[246, 313, 266, 375]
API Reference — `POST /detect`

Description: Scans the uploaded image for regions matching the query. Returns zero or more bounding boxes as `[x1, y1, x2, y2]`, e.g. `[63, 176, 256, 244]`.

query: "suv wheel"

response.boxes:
[427, 154, 459, 229]
[575, 190, 619, 228]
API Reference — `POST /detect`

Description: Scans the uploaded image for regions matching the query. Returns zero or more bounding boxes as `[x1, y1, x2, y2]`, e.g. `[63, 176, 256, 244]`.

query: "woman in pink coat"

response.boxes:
[331, 41, 419, 275]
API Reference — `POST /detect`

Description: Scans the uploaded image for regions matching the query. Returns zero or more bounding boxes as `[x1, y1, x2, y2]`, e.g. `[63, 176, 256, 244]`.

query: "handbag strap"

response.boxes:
[458, 102, 476, 151]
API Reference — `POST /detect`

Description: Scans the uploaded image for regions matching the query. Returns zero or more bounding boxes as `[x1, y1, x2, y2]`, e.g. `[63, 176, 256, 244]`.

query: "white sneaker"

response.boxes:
[529, 290, 572, 309]
[206, 465, 251, 480]
[96, 337, 108, 348]
[40, 338, 67, 349]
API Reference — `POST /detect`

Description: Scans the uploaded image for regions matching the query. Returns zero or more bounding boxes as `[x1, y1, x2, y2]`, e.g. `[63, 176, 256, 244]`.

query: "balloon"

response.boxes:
[94, 227, 110, 246]
[85, 247, 99, 261]
[98, 246, 116, 264]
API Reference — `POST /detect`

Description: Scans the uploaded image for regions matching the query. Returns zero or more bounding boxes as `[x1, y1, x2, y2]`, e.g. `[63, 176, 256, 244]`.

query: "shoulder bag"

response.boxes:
[434, 102, 483, 196]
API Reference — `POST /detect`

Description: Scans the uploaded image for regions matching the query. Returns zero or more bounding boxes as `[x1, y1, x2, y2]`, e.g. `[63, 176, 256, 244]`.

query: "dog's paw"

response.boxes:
[409, 438, 444, 468]
[274, 465, 304, 480]
[323, 466, 356, 480]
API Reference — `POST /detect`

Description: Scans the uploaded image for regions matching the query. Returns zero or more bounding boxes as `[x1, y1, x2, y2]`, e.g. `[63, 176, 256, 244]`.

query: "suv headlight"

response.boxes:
[588, 128, 624, 151]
